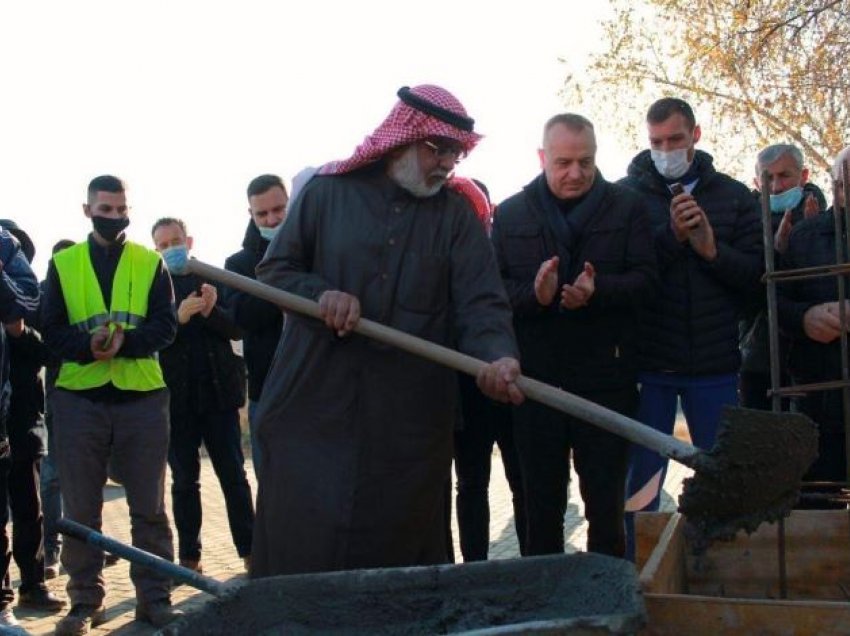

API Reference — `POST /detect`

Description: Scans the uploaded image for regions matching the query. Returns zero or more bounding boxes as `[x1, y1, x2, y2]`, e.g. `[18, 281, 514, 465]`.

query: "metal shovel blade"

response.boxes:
[677, 406, 819, 550]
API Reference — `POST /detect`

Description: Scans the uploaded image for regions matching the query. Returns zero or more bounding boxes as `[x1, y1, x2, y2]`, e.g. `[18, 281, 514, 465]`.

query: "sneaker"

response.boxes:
[17, 587, 66, 611]
[135, 600, 183, 628]
[179, 558, 203, 574]
[0, 605, 29, 635]
[54, 604, 106, 636]
[0, 606, 20, 626]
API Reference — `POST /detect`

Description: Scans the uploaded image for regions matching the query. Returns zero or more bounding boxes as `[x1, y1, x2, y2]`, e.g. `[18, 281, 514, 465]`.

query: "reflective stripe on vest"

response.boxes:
[54, 241, 166, 391]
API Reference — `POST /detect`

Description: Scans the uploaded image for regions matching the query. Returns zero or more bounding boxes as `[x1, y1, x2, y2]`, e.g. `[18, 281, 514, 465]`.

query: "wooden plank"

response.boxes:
[634, 512, 673, 571]
[639, 513, 686, 594]
[642, 593, 850, 636]
[685, 510, 850, 599]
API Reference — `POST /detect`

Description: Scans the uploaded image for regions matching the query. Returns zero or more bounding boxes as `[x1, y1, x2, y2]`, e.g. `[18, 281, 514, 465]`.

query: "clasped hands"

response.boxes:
[177, 283, 217, 324]
[535, 256, 595, 309]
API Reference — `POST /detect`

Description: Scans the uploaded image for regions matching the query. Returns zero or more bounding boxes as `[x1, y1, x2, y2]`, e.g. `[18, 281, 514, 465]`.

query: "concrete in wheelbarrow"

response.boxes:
[10, 423, 692, 635]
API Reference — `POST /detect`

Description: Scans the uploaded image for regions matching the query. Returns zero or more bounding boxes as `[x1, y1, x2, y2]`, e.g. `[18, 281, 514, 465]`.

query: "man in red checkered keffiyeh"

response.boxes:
[251, 84, 522, 578]
[286, 85, 490, 229]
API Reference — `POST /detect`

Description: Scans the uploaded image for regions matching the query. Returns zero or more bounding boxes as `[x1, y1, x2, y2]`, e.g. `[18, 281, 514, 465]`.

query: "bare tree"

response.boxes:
[565, 0, 849, 180]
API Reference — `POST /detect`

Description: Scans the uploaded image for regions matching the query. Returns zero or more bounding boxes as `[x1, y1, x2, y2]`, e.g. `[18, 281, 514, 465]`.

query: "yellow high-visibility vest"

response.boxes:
[54, 241, 166, 391]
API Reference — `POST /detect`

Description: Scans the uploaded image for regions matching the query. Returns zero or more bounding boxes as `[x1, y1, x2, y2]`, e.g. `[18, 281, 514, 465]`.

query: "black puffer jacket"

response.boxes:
[493, 173, 658, 393]
[739, 182, 827, 374]
[223, 221, 284, 401]
[777, 207, 848, 385]
[7, 326, 48, 460]
[620, 150, 763, 375]
[159, 273, 246, 413]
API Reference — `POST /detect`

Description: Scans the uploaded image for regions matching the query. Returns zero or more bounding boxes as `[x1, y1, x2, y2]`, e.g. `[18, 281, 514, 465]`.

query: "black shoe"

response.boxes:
[135, 600, 182, 628]
[17, 587, 67, 612]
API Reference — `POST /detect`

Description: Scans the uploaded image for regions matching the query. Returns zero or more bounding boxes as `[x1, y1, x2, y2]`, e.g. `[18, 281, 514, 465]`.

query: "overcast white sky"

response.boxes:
[1, 1, 638, 276]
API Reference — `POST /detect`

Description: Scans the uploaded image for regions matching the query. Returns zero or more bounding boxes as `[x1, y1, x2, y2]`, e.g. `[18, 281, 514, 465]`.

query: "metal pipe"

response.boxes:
[759, 170, 787, 598]
[58, 518, 229, 597]
[769, 378, 850, 397]
[842, 159, 850, 491]
[765, 262, 850, 283]
[760, 170, 782, 415]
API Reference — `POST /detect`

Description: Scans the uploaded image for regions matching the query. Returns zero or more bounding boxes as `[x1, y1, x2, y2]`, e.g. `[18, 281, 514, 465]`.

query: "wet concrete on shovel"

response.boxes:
[678, 406, 819, 552]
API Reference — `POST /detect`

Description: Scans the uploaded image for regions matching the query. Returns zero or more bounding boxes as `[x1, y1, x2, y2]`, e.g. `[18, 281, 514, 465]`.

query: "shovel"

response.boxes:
[188, 260, 818, 546]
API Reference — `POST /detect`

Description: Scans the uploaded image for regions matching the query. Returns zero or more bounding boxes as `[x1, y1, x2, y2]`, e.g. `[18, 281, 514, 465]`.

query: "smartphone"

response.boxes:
[101, 323, 117, 351]
[670, 182, 685, 196]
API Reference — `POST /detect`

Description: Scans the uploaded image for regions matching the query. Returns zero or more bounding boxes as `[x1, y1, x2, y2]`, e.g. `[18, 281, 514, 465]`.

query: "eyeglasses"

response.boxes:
[422, 140, 466, 164]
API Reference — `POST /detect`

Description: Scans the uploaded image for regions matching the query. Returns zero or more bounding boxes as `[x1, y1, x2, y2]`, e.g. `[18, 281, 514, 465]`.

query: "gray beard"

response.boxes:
[387, 145, 447, 198]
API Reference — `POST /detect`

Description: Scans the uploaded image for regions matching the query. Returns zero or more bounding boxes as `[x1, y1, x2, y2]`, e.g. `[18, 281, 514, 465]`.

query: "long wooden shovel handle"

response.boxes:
[188, 260, 700, 466]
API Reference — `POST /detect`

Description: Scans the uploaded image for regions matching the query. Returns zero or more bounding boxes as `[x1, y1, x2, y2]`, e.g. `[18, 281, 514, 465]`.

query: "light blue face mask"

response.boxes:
[161, 244, 190, 275]
[769, 186, 804, 213]
[257, 223, 282, 241]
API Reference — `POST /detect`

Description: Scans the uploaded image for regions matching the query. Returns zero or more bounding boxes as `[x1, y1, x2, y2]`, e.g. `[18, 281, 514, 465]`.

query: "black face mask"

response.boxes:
[92, 216, 130, 242]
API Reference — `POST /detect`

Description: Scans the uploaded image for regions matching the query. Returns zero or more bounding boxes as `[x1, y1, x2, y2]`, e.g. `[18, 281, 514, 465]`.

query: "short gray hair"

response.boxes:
[756, 144, 803, 175]
[832, 145, 850, 182]
[543, 113, 595, 145]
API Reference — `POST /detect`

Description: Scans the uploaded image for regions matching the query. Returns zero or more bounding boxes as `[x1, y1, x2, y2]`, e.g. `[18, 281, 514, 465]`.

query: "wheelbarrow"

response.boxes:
[58, 519, 646, 635]
[188, 260, 819, 546]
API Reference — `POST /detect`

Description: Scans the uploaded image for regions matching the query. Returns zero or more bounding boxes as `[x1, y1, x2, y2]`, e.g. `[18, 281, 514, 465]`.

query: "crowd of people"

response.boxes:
[0, 84, 848, 634]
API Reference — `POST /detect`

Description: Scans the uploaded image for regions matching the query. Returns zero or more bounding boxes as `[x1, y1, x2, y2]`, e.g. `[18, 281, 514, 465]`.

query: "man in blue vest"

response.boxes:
[42, 175, 180, 635]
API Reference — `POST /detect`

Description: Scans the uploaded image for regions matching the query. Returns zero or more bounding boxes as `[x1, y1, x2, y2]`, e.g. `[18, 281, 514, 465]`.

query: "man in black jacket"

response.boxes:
[739, 144, 826, 410]
[224, 175, 287, 480]
[0, 225, 43, 631]
[492, 113, 657, 558]
[620, 98, 762, 558]
[0, 221, 65, 616]
[777, 145, 850, 508]
[153, 218, 255, 573]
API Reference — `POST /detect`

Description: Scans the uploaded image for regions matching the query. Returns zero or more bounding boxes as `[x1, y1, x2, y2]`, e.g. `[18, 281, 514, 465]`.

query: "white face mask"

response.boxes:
[651, 148, 691, 180]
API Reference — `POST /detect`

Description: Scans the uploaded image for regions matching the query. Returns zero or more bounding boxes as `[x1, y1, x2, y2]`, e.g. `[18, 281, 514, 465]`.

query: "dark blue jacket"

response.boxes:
[0, 230, 40, 456]
[777, 207, 848, 386]
[620, 150, 763, 375]
[493, 173, 658, 392]
[223, 221, 284, 401]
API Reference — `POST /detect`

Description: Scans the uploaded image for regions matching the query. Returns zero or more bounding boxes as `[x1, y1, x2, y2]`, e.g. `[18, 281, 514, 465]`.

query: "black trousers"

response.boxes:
[454, 375, 526, 561]
[0, 454, 46, 609]
[739, 370, 790, 411]
[513, 386, 636, 558]
[168, 406, 254, 560]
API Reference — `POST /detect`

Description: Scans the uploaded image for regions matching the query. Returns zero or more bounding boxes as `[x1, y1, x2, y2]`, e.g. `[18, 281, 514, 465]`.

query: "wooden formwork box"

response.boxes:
[635, 510, 850, 635]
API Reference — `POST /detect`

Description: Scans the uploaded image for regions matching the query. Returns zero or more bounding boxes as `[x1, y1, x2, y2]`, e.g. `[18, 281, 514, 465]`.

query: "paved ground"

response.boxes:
[10, 424, 692, 635]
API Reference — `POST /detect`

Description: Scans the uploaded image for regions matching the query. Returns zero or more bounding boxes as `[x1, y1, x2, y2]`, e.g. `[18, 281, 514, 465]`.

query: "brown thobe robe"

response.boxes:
[251, 166, 518, 577]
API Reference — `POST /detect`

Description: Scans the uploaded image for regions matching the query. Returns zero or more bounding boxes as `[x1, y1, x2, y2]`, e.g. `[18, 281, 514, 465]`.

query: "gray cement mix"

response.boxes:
[677, 406, 819, 551]
[162, 553, 645, 635]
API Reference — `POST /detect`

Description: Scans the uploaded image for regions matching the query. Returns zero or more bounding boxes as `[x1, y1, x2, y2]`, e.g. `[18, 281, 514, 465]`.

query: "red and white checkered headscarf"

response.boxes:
[320, 84, 482, 175]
